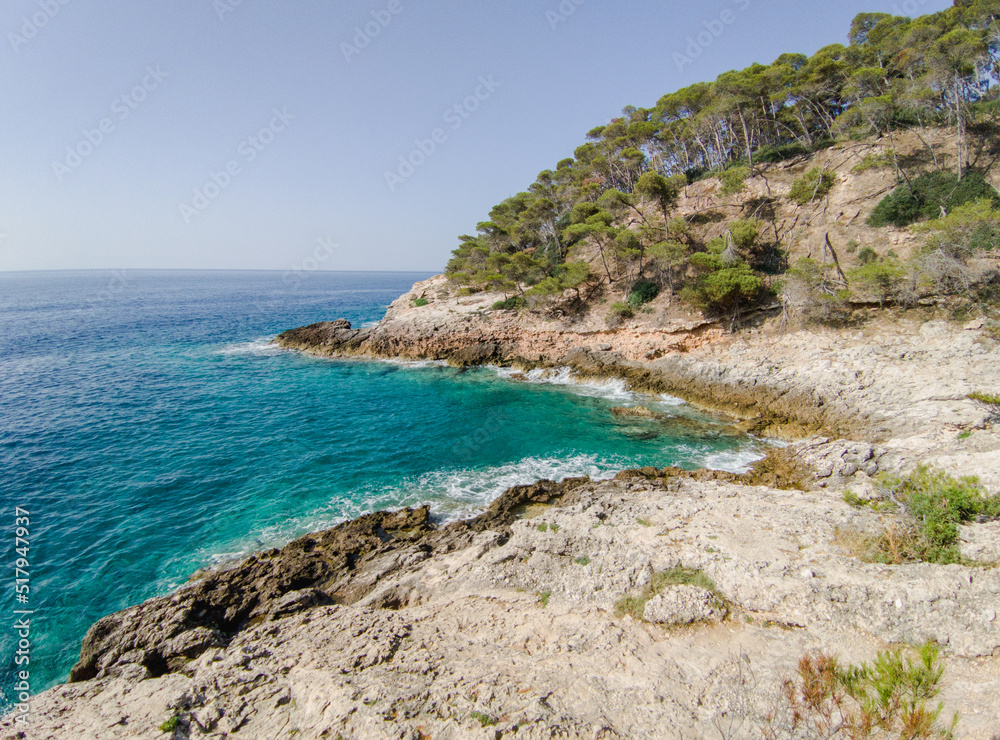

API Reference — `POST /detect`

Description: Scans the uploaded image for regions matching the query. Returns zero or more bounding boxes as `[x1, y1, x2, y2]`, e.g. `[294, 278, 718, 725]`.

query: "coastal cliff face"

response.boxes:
[9, 293, 1000, 738]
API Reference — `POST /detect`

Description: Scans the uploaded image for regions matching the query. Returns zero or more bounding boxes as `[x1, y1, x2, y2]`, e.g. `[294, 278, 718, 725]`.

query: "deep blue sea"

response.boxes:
[0, 270, 764, 705]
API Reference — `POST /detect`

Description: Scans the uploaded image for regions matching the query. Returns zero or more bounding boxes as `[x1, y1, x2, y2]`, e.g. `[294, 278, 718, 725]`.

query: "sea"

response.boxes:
[0, 270, 766, 706]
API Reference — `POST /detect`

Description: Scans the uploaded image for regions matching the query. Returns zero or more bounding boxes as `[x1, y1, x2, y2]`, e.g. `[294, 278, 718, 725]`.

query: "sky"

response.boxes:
[0, 0, 954, 274]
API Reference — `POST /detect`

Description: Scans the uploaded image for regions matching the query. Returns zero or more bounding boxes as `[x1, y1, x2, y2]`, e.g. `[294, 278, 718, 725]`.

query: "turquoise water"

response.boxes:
[0, 270, 763, 703]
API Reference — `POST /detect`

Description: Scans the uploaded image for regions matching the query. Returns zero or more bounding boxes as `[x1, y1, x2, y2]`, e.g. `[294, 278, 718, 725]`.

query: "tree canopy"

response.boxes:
[445, 2, 1000, 318]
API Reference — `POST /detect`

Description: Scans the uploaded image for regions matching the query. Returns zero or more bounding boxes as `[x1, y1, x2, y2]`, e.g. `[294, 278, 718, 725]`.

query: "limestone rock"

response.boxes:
[643, 586, 727, 625]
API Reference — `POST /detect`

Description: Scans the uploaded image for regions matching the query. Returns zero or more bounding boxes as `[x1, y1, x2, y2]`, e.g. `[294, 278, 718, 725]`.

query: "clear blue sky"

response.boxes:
[0, 0, 953, 273]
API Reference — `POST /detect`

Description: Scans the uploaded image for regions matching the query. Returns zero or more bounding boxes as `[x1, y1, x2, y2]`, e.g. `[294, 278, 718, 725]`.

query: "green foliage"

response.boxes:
[852, 151, 893, 173]
[848, 257, 909, 307]
[412, 297, 429, 307]
[682, 263, 768, 317]
[614, 567, 723, 621]
[614, 596, 647, 619]
[160, 715, 180, 733]
[877, 466, 1000, 564]
[765, 644, 958, 740]
[444, 0, 1000, 322]
[857, 246, 878, 264]
[627, 278, 660, 308]
[914, 199, 1000, 259]
[652, 566, 718, 594]
[573, 556, 591, 566]
[609, 301, 634, 320]
[538, 590, 552, 607]
[788, 168, 837, 205]
[492, 296, 525, 311]
[867, 171, 1000, 228]
[756, 142, 809, 163]
[719, 165, 750, 196]
[728, 218, 761, 253]
[470, 712, 497, 727]
[968, 391, 1000, 406]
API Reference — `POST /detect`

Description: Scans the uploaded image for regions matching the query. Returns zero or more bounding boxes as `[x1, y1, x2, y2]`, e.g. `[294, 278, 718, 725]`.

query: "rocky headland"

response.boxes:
[6, 279, 1000, 739]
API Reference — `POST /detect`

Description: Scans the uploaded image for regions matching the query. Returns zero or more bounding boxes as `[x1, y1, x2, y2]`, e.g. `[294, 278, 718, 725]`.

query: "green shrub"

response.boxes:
[879, 465, 1000, 564]
[609, 301, 634, 319]
[719, 165, 750, 196]
[851, 152, 893, 173]
[788, 168, 837, 205]
[848, 257, 908, 307]
[756, 142, 809, 163]
[913, 199, 1000, 259]
[492, 296, 525, 311]
[857, 246, 878, 264]
[412, 297, 429, 307]
[867, 171, 1000, 228]
[627, 278, 660, 308]
[681, 263, 768, 317]
[573, 556, 591, 566]
[968, 391, 1000, 406]
[764, 643, 957, 739]
[470, 711, 497, 727]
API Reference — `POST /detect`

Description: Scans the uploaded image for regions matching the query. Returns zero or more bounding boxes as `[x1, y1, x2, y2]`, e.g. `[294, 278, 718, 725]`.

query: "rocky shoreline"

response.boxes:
[5, 281, 1000, 739]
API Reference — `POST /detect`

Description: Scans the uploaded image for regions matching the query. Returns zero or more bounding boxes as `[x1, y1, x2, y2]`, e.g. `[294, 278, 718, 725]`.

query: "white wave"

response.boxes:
[173, 454, 626, 578]
[492, 366, 635, 402]
[700, 447, 767, 474]
[377, 358, 450, 369]
[218, 337, 282, 357]
[384, 453, 625, 522]
[657, 393, 687, 407]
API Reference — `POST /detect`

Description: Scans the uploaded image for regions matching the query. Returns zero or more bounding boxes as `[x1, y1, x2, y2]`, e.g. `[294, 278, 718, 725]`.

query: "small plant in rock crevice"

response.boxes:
[614, 566, 723, 620]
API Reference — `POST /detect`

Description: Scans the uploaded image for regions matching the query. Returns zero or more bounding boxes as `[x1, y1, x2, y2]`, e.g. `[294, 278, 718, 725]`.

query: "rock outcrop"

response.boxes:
[8, 287, 1000, 739]
[8, 446, 1000, 739]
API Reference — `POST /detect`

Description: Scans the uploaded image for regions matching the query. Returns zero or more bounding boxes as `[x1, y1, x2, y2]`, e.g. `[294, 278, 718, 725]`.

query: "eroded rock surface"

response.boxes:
[8, 469, 1000, 739]
[9, 307, 1000, 739]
